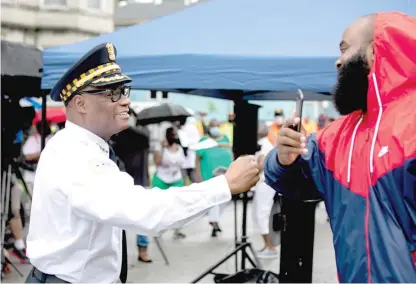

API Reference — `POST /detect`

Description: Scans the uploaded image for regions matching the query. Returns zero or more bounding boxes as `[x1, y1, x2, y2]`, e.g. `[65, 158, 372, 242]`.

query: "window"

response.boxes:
[87, 0, 103, 9]
[135, 0, 163, 4]
[43, 0, 67, 5]
[148, 91, 169, 100]
[184, 0, 198, 6]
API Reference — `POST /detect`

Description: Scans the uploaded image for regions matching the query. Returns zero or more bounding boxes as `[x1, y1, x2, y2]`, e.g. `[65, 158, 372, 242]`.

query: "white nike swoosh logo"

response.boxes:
[378, 146, 389, 158]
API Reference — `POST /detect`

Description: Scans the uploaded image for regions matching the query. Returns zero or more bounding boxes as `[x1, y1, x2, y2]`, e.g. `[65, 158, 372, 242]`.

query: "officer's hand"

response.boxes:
[276, 117, 308, 166]
[224, 155, 259, 195]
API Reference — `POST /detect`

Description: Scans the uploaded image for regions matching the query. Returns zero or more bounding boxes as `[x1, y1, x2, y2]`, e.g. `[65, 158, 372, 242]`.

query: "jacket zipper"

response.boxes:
[366, 174, 373, 283]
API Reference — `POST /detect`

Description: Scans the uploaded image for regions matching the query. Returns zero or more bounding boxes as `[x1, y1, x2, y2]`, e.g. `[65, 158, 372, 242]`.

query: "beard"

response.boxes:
[333, 52, 370, 115]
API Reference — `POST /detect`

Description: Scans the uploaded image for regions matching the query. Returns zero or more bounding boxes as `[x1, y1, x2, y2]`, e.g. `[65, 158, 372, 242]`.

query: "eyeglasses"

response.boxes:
[80, 85, 131, 102]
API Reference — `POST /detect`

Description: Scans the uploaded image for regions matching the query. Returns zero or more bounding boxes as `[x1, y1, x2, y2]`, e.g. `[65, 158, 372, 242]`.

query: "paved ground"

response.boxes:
[4, 202, 337, 283]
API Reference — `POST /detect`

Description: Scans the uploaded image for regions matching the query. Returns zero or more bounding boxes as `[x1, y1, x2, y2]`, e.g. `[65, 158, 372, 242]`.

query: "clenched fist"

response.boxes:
[224, 155, 260, 195]
[276, 117, 308, 166]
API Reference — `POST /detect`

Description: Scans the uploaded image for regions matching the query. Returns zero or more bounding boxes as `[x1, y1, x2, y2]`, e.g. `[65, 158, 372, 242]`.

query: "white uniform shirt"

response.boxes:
[26, 121, 231, 283]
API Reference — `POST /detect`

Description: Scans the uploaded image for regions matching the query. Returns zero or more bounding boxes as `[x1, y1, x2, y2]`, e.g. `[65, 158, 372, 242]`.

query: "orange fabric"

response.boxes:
[267, 123, 281, 146]
[303, 120, 317, 135]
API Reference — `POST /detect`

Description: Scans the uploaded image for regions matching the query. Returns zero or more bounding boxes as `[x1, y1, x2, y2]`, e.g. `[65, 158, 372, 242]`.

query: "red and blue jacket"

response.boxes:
[264, 12, 416, 283]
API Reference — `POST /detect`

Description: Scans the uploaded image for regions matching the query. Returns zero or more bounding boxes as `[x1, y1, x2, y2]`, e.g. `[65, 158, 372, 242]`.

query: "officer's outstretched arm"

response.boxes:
[62, 155, 231, 235]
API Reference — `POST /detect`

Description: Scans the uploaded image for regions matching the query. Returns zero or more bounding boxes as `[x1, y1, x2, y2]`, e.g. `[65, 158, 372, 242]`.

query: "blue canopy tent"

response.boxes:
[41, 0, 416, 101]
[39, 2, 416, 282]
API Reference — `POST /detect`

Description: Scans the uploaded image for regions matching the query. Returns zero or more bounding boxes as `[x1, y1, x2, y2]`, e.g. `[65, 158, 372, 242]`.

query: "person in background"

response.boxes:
[252, 123, 278, 258]
[220, 112, 235, 145]
[317, 114, 329, 131]
[153, 127, 186, 239]
[110, 119, 153, 263]
[267, 109, 284, 146]
[22, 122, 54, 199]
[22, 122, 53, 163]
[196, 119, 233, 237]
[265, 13, 416, 283]
[1, 129, 29, 264]
[177, 116, 201, 184]
[6, 177, 30, 264]
[302, 116, 317, 135]
[195, 112, 209, 137]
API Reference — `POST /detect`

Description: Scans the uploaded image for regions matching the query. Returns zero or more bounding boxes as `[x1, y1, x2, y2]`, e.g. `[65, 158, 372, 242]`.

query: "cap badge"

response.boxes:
[106, 43, 116, 61]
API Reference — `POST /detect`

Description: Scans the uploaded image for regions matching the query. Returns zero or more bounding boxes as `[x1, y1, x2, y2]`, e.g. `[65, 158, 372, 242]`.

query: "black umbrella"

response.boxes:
[1, 40, 42, 99]
[110, 126, 150, 160]
[136, 103, 191, 125]
[1, 41, 42, 77]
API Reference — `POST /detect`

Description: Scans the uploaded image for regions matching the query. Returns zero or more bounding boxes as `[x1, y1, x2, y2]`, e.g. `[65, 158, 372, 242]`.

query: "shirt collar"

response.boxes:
[65, 120, 109, 156]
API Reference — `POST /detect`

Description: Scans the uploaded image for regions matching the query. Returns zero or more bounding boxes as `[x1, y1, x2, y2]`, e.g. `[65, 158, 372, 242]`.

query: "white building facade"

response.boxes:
[1, 0, 115, 48]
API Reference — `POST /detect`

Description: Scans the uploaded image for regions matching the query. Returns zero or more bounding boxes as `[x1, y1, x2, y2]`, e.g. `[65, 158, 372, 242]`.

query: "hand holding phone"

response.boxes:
[277, 89, 307, 166]
[289, 89, 304, 132]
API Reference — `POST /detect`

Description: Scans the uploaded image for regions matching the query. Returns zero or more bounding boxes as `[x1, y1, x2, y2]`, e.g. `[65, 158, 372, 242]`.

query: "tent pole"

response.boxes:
[278, 198, 318, 283]
[191, 96, 262, 283]
[41, 91, 47, 151]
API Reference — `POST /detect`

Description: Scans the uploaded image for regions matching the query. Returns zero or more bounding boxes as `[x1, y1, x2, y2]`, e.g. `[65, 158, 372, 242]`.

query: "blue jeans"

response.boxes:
[137, 235, 149, 248]
[25, 267, 68, 283]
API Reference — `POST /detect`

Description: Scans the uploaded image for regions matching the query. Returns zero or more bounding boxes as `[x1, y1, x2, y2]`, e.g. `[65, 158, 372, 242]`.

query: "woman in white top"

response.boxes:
[153, 127, 185, 188]
[137, 127, 186, 262]
[153, 127, 186, 238]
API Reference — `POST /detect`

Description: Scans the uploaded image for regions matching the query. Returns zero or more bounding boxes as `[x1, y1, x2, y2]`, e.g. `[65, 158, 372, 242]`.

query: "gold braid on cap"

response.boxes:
[92, 74, 127, 84]
[60, 63, 120, 102]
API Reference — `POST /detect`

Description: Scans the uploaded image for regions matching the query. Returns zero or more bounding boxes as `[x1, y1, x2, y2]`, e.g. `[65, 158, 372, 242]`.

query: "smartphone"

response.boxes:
[290, 89, 304, 132]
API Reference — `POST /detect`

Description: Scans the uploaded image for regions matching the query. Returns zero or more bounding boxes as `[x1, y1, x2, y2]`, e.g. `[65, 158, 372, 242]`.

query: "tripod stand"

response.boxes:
[1, 163, 24, 279]
[191, 191, 262, 283]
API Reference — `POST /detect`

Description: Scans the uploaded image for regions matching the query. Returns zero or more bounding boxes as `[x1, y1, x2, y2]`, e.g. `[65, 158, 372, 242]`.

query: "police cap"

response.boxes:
[50, 43, 132, 103]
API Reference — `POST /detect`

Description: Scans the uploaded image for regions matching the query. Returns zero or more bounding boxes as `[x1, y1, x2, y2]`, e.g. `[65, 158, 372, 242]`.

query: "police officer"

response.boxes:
[24, 43, 260, 283]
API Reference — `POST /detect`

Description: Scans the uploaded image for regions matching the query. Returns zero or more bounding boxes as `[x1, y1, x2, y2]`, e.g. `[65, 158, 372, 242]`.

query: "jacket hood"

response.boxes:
[367, 12, 416, 113]
[345, 12, 416, 182]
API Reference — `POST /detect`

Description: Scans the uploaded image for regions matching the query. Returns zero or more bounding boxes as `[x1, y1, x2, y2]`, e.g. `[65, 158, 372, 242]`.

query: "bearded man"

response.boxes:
[264, 12, 416, 282]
